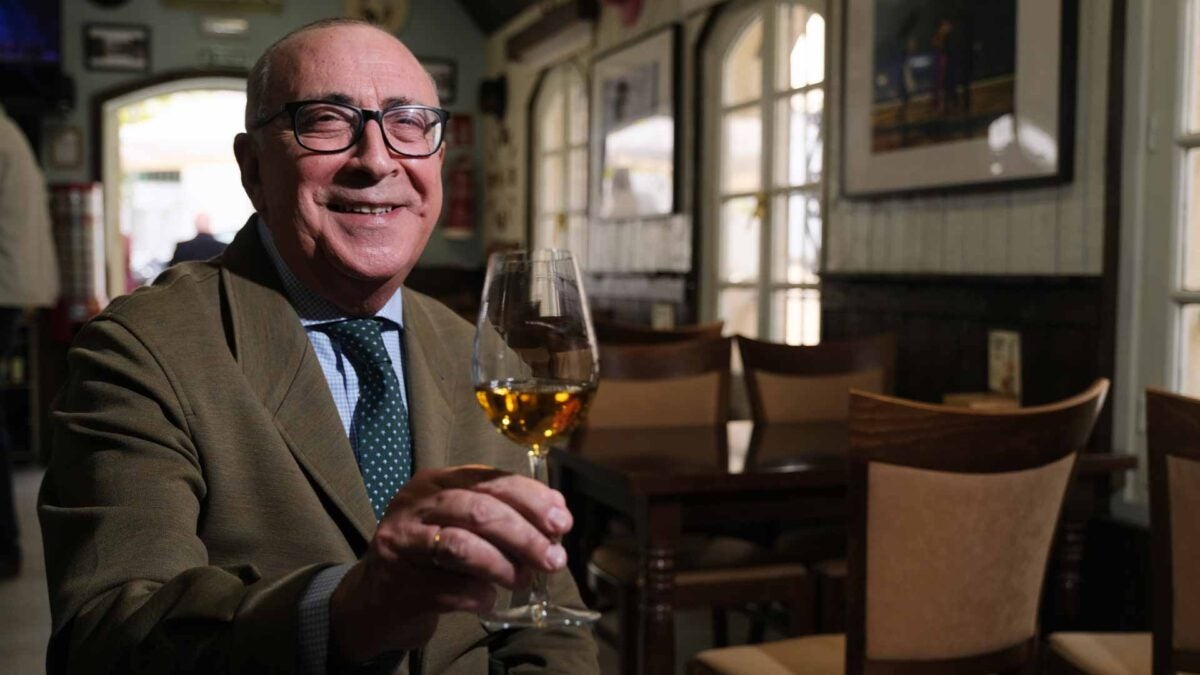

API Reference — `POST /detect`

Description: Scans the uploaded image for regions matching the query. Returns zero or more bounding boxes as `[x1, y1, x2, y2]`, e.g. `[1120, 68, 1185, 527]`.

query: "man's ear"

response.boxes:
[233, 133, 265, 214]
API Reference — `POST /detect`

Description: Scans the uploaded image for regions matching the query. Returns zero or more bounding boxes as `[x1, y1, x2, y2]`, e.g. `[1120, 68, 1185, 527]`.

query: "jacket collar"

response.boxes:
[219, 217, 377, 549]
[216, 217, 464, 550]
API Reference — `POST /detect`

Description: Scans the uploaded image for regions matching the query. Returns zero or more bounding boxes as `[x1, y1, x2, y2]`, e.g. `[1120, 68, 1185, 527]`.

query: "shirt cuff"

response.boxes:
[298, 563, 354, 675]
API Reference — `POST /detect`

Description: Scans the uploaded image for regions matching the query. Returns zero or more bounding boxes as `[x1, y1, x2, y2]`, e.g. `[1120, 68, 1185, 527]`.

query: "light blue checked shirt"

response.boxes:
[256, 218, 408, 674]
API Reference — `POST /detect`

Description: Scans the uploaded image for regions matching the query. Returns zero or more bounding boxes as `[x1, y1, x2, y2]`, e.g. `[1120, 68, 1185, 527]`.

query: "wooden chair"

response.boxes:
[738, 333, 896, 633]
[582, 337, 813, 674]
[1046, 387, 1200, 675]
[687, 379, 1109, 675]
[594, 318, 725, 345]
[737, 333, 896, 424]
[587, 336, 732, 429]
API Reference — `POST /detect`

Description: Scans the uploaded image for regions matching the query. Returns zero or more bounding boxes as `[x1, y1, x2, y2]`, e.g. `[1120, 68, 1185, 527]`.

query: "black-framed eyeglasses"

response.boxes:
[252, 100, 450, 157]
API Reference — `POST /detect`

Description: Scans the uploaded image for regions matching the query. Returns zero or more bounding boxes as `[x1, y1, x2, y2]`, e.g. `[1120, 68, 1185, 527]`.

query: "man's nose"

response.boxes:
[350, 118, 399, 178]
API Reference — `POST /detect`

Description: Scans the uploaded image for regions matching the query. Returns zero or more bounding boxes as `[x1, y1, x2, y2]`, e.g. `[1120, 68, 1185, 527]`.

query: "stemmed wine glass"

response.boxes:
[472, 249, 602, 629]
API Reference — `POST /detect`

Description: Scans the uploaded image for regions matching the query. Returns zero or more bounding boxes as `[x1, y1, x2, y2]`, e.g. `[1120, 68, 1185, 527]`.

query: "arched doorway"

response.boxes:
[97, 74, 249, 298]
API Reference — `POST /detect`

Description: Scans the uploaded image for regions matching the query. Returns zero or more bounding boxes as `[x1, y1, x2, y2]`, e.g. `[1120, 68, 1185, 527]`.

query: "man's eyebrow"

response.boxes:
[302, 94, 420, 109]
[306, 92, 355, 105]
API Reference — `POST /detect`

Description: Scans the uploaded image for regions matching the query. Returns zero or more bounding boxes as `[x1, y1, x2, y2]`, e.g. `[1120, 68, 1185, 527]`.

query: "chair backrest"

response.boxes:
[594, 319, 725, 345]
[737, 333, 896, 424]
[585, 337, 731, 429]
[844, 379, 1109, 675]
[1146, 387, 1200, 675]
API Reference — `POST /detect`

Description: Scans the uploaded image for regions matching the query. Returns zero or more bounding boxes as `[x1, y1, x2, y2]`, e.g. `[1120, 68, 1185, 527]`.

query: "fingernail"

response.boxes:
[545, 544, 566, 569]
[548, 507, 569, 531]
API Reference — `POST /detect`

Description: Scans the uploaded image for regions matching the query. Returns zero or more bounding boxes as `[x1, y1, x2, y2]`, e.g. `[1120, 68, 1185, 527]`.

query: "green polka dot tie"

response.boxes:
[322, 319, 412, 520]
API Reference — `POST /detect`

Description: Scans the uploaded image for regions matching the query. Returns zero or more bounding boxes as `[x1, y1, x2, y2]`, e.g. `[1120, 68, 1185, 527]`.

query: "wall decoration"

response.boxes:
[422, 58, 457, 105]
[46, 126, 83, 170]
[590, 25, 679, 220]
[84, 23, 150, 72]
[841, 0, 1077, 197]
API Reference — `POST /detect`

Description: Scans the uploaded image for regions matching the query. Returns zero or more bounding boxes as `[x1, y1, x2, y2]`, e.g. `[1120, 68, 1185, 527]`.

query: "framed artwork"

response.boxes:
[841, 0, 1077, 197]
[422, 58, 457, 105]
[46, 126, 83, 170]
[590, 25, 680, 220]
[84, 23, 150, 72]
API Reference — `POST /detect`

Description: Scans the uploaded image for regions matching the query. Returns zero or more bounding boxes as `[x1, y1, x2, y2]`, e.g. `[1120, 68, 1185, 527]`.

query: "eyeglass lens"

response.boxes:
[293, 102, 444, 156]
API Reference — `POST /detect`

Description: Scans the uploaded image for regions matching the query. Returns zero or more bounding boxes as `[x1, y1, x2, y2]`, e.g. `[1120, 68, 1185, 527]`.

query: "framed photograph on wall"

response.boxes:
[84, 23, 150, 72]
[590, 25, 680, 220]
[423, 58, 457, 106]
[841, 0, 1077, 197]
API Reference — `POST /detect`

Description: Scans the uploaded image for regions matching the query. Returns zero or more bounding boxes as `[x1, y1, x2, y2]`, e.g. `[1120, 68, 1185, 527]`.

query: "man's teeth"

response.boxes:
[331, 204, 395, 214]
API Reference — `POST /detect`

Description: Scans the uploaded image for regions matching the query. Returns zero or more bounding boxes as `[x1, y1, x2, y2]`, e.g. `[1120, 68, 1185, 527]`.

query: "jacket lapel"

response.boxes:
[219, 219, 377, 549]
[402, 292, 455, 473]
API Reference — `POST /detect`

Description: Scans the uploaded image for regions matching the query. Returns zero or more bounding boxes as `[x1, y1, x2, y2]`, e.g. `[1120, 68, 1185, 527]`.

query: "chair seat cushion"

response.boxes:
[1048, 632, 1150, 675]
[690, 633, 845, 675]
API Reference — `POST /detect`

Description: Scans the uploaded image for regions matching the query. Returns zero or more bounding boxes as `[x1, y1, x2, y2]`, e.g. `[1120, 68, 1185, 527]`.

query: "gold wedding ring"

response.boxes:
[431, 527, 444, 567]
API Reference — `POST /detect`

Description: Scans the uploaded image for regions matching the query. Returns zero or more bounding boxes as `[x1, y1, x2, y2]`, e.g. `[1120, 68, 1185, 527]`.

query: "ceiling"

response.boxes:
[455, 0, 541, 35]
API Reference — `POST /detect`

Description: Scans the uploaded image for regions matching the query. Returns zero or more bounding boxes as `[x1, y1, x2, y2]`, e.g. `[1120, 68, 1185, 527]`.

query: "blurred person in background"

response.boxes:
[0, 103, 59, 577]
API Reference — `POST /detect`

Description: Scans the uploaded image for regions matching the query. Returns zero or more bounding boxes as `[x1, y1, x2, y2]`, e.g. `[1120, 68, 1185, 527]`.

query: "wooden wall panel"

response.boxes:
[822, 274, 1111, 449]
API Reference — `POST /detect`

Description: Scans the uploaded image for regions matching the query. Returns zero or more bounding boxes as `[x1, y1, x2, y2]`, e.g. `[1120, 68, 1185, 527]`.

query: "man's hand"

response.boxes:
[329, 465, 573, 665]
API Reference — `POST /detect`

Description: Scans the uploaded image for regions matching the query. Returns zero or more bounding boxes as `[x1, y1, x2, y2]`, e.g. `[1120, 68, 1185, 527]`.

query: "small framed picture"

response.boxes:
[422, 58, 456, 106]
[84, 23, 150, 72]
[46, 126, 83, 170]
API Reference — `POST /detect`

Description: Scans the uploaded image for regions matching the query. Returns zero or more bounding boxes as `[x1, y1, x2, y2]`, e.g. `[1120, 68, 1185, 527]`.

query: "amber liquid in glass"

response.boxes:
[474, 379, 594, 454]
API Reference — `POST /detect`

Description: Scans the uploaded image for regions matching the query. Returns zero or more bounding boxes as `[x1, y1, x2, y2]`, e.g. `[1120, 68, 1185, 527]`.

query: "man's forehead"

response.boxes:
[270, 27, 434, 103]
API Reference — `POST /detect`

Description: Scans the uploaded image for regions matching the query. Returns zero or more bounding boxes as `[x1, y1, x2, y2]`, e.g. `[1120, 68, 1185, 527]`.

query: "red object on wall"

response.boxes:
[602, 0, 644, 27]
[443, 155, 475, 240]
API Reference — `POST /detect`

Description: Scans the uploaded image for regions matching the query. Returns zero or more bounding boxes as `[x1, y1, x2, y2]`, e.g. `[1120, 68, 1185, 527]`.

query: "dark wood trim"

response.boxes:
[1097, 0, 1127, 469]
[849, 381, 1108, 473]
[504, 0, 598, 63]
[89, 67, 249, 181]
[845, 460, 868, 675]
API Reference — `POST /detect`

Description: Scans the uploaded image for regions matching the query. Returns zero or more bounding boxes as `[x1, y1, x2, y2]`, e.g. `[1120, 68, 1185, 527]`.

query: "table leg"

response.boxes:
[638, 502, 681, 675]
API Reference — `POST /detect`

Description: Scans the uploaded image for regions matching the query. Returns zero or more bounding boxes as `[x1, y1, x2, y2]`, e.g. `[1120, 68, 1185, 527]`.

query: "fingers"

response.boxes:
[424, 489, 565, 567]
[426, 523, 538, 590]
[428, 467, 572, 539]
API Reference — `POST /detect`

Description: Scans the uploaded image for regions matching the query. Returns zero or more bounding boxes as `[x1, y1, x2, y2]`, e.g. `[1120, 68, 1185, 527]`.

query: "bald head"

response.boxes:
[244, 19, 438, 129]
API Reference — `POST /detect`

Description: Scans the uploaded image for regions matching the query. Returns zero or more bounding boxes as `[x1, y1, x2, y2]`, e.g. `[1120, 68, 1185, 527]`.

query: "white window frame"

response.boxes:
[700, 0, 827, 343]
[530, 60, 589, 260]
[1116, 0, 1194, 505]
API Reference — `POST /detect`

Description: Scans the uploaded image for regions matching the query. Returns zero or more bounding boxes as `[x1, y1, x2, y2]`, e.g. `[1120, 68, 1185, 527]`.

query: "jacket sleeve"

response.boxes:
[39, 315, 322, 675]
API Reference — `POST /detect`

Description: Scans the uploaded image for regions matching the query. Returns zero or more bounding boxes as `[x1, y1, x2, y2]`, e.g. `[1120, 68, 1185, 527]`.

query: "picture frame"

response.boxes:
[46, 126, 83, 170]
[590, 25, 680, 221]
[422, 58, 457, 106]
[841, 0, 1077, 198]
[84, 23, 150, 73]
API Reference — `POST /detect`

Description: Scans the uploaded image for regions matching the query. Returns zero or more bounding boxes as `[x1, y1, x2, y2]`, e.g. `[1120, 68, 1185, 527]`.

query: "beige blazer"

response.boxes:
[0, 106, 58, 307]
[38, 220, 598, 674]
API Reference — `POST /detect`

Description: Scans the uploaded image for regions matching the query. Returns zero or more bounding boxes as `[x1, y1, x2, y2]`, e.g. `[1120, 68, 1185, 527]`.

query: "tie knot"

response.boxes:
[323, 318, 392, 368]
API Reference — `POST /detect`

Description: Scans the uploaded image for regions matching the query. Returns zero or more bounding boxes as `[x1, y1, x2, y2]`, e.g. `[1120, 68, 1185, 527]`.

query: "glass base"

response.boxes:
[480, 602, 601, 630]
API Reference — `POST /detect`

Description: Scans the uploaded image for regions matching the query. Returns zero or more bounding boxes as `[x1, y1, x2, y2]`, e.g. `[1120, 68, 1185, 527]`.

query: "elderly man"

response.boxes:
[39, 19, 599, 675]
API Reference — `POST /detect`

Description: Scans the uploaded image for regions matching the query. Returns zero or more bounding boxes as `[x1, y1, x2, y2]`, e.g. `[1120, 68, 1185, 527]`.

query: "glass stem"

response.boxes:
[528, 448, 550, 621]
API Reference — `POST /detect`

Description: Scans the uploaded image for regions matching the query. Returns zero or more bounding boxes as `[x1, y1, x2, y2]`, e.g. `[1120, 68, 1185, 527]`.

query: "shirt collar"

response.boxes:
[256, 216, 404, 328]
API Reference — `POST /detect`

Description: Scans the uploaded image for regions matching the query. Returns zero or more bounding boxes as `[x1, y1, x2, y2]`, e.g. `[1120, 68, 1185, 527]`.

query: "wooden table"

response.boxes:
[551, 421, 1136, 675]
